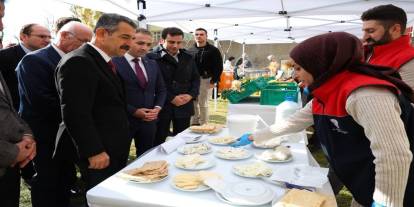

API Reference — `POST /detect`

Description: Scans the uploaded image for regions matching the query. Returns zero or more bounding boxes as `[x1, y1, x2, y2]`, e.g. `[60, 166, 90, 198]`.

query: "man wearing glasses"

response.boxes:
[0, 23, 51, 110]
[16, 21, 92, 207]
[0, 23, 50, 191]
[55, 13, 137, 192]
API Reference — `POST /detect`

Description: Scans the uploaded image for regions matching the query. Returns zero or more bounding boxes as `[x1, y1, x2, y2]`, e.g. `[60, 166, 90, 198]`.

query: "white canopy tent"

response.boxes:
[56, 0, 414, 43]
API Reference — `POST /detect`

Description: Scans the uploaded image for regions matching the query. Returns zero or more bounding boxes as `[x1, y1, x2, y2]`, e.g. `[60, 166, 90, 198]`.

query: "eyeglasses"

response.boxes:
[67, 32, 89, 43]
[30, 34, 52, 39]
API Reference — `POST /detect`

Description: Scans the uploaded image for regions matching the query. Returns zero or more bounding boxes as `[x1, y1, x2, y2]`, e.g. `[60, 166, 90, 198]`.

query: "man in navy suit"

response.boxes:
[16, 21, 92, 207]
[113, 28, 166, 157]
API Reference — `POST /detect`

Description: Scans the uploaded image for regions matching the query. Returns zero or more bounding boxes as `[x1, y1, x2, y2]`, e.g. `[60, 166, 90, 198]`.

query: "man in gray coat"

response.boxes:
[0, 1, 36, 207]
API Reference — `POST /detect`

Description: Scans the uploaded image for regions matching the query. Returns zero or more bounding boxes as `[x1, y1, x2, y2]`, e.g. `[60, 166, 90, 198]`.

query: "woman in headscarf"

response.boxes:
[235, 32, 414, 207]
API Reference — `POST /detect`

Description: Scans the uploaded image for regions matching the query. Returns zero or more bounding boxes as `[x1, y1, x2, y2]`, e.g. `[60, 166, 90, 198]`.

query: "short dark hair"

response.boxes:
[20, 23, 37, 35]
[94, 13, 137, 33]
[361, 4, 407, 34]
[55, 17, 81, 32]
[195, 28, 207, 35]
[136, 28, 152, 36]
[161, 27, 184, 39]
[228, 56, 235, 61]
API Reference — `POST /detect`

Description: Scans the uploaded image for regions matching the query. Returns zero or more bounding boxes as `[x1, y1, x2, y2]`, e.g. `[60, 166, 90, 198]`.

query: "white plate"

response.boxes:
[171, 182, 211, 192]
[215, 181, 276, 206]
[215, 148, 253, 160]
[232, 163, 273, 178]
[177, 143, 212, 155]
[255, 153, 294, 163]
[252, 141, 279, 149]
[208, 136, 237, 146]
[118, 173, 168, 184]
[175, 159, 216, 170]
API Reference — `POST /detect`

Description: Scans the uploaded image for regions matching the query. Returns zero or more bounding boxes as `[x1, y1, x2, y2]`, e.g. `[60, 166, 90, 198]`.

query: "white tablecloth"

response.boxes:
[86, 129, 336, 207]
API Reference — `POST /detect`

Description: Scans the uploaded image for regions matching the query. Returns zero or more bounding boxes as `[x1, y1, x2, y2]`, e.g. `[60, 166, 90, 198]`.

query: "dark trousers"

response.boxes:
[130, 120, 156, 157]
[31, 141, 76, 207]
[0, 167, 20, 207]
[155, 116, 191, 146]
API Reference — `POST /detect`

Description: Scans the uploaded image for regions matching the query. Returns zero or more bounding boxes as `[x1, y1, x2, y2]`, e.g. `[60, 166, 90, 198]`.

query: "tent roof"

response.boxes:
[57, 0, 414, 43]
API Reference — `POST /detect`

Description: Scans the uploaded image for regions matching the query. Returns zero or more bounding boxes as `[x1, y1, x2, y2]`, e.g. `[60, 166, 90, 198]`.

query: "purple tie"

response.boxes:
[107, 60, 117, 75]
[132, 58, 147, 88]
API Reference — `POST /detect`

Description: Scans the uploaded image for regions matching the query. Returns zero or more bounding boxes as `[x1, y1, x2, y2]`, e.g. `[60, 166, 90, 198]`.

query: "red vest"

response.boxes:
[312, 70, 397, 116]
[368, 35, 414, 70]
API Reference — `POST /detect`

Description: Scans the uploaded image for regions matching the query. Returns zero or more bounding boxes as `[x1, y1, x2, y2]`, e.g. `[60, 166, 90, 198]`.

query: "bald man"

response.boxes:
[16, 21, 92, 207]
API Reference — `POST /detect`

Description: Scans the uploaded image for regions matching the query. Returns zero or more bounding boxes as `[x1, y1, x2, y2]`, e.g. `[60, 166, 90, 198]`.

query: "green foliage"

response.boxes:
[70, 5, 103, 29]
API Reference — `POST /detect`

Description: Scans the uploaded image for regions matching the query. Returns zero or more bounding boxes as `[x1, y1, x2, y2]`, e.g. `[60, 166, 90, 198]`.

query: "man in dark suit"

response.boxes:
[112, 28, 166, 157]
[0, 2, 37, 207]
[0, 23, 50, 185]
[0, 23, 51, 110]
[16, 21, 92, 207]
[147, 27, 200, 146]
[55, 13, 137, 190]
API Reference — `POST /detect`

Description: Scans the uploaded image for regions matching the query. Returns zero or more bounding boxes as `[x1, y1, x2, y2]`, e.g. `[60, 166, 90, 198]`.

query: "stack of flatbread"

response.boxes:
[273, 189, 336, 207]
[190, 123, 223, 134]
[122, 160, 168, 182]
[173, 171, 221, 190]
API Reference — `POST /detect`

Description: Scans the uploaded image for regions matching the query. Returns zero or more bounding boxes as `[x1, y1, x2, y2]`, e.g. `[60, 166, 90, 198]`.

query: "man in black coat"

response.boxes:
[188, 28, 223, 125]
[147, 27, 200, 146]
[54, 13, 137, 190]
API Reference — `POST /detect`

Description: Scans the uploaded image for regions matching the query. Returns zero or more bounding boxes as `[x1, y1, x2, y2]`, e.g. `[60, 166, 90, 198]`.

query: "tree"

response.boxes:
[70, 5, 102, 29]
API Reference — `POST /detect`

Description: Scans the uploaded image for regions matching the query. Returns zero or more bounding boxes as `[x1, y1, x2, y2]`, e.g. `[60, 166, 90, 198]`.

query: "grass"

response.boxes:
[19, 99, 352, 207]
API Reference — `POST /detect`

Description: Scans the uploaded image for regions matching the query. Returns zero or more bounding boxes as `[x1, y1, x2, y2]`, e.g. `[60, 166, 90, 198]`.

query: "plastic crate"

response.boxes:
[224, 84, 259, 103]
[260, 83, 299, 106]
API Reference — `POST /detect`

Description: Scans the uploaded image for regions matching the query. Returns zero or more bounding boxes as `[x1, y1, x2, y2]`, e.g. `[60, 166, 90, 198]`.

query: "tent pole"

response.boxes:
[213, 29, 218, 112]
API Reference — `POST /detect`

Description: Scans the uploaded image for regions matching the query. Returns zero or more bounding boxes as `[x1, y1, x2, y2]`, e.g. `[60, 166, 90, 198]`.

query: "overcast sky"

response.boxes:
[3, 0, 73, 44]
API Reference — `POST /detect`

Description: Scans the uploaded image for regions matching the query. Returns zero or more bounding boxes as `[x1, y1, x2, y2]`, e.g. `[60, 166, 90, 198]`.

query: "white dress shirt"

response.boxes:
[124, 53, 148, 81]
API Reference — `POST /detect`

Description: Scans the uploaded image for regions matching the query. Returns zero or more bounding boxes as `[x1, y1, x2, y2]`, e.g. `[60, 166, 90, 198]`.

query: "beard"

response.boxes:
[365, 31, 392, 47]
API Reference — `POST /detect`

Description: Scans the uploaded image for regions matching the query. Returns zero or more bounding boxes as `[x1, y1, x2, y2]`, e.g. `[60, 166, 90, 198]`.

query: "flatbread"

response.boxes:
[123, 160, 168, 182]
[274, 189, 333, 207]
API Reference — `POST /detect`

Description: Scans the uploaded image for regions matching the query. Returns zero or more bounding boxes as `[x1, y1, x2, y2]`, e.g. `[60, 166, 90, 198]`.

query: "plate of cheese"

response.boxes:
[171, 171, 221, 192]
[255, 145, 293, 163]
[208, 136, 237, 145]
[175, 154, 215, 170]
[177, 143, 212, 155]
[215, 147, 252, 160]
[232, 162, 273, 178]
[272, 189, 336, 207]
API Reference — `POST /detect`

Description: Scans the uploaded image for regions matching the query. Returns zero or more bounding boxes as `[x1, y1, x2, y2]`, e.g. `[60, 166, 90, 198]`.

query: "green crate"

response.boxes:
[225, 84, 260, 103]
[223, 77, 270, 103]
[260, 84, 299, 106]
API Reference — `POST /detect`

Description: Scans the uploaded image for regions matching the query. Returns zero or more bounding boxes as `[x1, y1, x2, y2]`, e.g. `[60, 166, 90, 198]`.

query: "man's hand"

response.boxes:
[18, 135, 36, 167]
[171, 96, 185, 106]
[143, 107, 161, 121]
[88, 152, 110, 169]
[179, 94, 193, 105]
[14, 137, 35, 167]
[133, 108, 151, 119]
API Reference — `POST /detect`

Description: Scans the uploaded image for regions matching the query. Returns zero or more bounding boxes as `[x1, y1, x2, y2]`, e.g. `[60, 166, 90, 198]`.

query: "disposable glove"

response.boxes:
[230, 133, 252, 147]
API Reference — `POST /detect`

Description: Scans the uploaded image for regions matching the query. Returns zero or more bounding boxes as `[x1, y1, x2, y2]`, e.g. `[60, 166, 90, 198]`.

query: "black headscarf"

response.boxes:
[290, 32, 414, 102]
